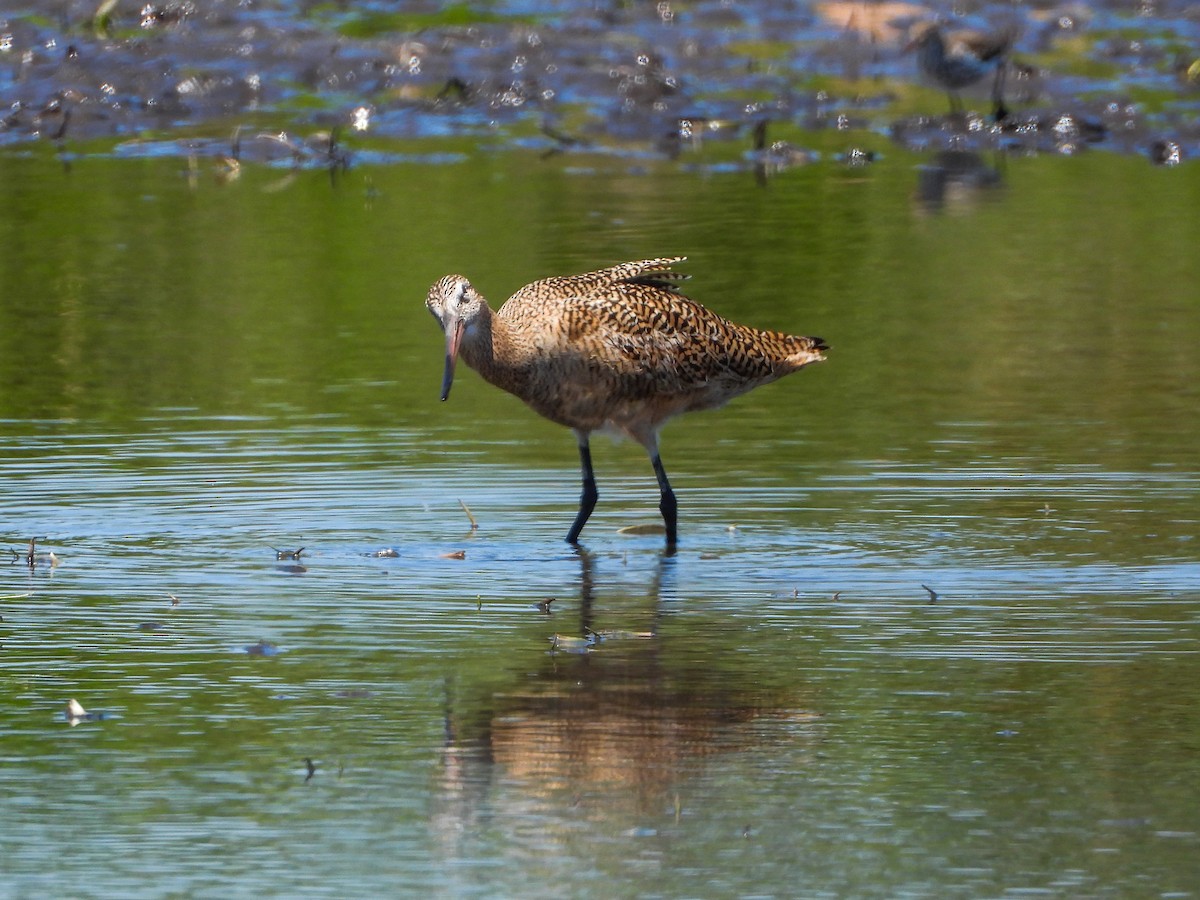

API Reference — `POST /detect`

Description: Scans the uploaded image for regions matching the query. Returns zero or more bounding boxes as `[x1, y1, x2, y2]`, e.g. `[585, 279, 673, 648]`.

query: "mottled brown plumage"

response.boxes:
[426, 257, 827, 548]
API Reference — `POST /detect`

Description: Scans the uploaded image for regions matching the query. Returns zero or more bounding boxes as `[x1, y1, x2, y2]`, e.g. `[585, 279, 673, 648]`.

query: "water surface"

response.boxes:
[3, 97, 1200, 898]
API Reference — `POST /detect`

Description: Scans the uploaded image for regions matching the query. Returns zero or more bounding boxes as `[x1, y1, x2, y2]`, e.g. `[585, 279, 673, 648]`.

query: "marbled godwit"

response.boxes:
[426, 258, 827, 548]
[907, 22, 1015, 121]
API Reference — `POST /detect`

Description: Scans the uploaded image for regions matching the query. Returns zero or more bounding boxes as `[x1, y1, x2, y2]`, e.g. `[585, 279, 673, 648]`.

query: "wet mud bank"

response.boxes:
[2, 0, 1198, 168]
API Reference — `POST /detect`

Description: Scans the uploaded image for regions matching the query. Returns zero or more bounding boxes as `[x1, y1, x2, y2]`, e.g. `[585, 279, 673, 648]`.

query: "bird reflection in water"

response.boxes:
[914, 149, 1004, 214]
[430, 550, 819, 853]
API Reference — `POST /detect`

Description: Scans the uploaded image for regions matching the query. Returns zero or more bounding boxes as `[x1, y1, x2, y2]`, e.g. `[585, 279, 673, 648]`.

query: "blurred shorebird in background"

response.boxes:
[906, 21, 1017, 121]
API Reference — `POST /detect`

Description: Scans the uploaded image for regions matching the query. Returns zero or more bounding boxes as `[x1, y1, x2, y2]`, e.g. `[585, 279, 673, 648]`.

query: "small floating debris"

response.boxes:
[332, 689, 373, 699]
[921, 584, 938, 603]
[624, 826, 658, 838]
[137, 621, 168, 633]
[440, 550, 466, 560]
[244, 639, 281, 657]
[840, 147, 878, 167]
[549, 633, 594, 654]
[304, 757, 316, 782]
[9, 537, 60, 568]
[617, 523, 665, 536]
[751, 119, 819, 177]
[1150, 139, 1182, 166]
[586, 628, 655, 642]
[64, 698, 107, 724]
[213, 155, 241, 184]
[370, 548, 400, 558]
[272, 547, 305, 560]
[535, 597, 555, 614]
[832, 591, 842, 602]
[167, 593, 181, 607]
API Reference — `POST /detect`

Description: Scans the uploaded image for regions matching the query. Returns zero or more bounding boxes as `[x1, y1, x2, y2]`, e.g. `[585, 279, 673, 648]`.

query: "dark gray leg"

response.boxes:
[566, 434, 598, 545]
[948, 91, 962, 117]
[651, 454, 678, 549]
[991, 61, 1009, 121]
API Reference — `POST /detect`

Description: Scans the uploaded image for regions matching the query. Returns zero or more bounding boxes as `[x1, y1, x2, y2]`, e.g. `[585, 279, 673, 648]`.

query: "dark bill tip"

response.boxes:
[439, 318, 464, 401]
[440, 355, 455, 401]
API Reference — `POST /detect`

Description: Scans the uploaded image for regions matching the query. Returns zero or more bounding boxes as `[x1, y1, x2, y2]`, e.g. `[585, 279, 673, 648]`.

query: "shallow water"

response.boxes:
[3, 61, 1200, 900]
[3, 415, 1199, 897]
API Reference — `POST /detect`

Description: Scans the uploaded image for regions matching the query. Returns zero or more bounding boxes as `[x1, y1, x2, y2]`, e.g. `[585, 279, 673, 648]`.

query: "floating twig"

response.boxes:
[616, 523, 665, 536]
[458, 499, 478, 532]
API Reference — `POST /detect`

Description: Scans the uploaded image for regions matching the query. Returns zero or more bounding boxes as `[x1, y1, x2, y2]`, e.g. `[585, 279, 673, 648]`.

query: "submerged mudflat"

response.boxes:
[3, 0, 1198, 165]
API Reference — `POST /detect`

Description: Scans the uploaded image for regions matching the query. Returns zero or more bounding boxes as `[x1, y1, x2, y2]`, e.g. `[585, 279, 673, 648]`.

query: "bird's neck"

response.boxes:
[461, 305, 528, 394]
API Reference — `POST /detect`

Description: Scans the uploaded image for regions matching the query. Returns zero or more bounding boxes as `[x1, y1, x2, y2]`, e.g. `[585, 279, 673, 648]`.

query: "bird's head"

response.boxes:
[426, 274, 486, 401]
[902, 21, 941, 54]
